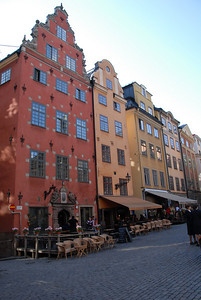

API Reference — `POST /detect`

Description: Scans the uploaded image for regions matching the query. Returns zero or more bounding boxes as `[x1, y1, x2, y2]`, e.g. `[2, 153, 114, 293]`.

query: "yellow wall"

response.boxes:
[126, 83, 168, 198]
[93, 60, 133, 196]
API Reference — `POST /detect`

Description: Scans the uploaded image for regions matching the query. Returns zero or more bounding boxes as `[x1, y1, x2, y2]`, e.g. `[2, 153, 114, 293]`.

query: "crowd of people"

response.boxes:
[185, 204, 201, 246]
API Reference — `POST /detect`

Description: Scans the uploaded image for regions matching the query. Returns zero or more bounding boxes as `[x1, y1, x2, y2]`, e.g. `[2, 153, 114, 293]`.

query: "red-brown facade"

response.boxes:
[0, 5, 97, 234]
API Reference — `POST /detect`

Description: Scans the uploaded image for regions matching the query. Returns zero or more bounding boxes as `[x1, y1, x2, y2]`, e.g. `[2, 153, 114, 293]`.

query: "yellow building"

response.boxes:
[90, 60, 133, 226]
[123, 82, 169, 207]
[90, 62, 161, 226]
[154, 109, 186, 196]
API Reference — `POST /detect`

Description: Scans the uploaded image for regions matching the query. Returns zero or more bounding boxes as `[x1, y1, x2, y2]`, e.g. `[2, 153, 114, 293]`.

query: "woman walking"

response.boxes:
[185, 205, 197, 245]
[192, 204, 201, 246]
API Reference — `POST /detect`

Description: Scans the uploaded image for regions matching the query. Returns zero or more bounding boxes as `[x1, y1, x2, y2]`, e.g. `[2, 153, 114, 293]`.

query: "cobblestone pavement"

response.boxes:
[0, 224, 201, 300]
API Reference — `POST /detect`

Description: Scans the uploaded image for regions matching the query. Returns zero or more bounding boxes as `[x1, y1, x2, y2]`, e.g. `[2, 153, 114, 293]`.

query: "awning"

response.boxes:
[145, 189, 197, 204]
[99, 195, 162, 210]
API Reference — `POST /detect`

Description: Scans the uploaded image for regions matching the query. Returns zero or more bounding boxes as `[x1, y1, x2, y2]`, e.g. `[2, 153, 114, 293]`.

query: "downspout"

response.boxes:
[90, 76, 100, 223]
[178, 128, 188, 198]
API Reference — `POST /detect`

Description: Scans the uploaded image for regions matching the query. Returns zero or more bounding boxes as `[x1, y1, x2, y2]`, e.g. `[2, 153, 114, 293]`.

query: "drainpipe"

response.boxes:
[90, 76, 100, 224]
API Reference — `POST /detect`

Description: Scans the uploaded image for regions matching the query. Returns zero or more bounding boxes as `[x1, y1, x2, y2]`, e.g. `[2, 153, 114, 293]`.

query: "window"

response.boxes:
[181, 179, 185, 191]
[139, 119, 144, 131]
[46, 44, 58, 62]
[144, 168, 151, 185]
[181, 137, 184, 144]
[56, 78, 68, 94]
[33, 68, 47, 84]
[76, 118, 87, 140]
[168, 122, 172, 132]
[100, 115, 108, 132]
[113, 101, 120, 112]
[76, 88, 86, 102]
[140, 101, 145, 110]
[183, 154, 187, 166]
[166, 154, 172, 168]
[56, 155, 69, 180]
[148, 107, 153, 115]
[57, 25, 66, 41]
[149, 143, 155, 159]
[119, 179, 128, 196]
[30, 150, 45, 178]
[102, 145, 111, 163]
[175, 177, 180, 191]
[141, 140, 147, 156]
[170, 138, 175, 149]
[188, 157, 192, 168]
[77, 160, 89, 182]
[173, 125, 177, 134]
[56, 111, 68, 134]
[99, 94, 107, 106]
[186, 140, 189, 147]
[1, 68, 11, 84]
[154, 128, 159, 138]
[141, 87, 146, 97]
[164, 134, 169, 146]
[160, 171, 165, 188]
[103, 177, 113, 195]
[156, 146, 162, 161]
[147, 123, 152, 135]
[106, 79, 112, 89]
[169, 176, 174, 190]
[152, 170, 158, 186]
[66, 55, 76, 72]
[178, 159, 183, 171]
[106, 66, 110, 72]
[176, 141, 180, 151]
[31, 101, 46, 128]
[117, 149, 125, 165]
[115, 121, 123, 137]
[173, 156, 177, 169]
[161, 117, 166, 127]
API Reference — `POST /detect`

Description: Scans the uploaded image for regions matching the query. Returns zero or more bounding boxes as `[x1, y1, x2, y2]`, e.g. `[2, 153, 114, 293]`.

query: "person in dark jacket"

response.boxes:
[185, 205, 197, 245]
[192, 204, 201, 246]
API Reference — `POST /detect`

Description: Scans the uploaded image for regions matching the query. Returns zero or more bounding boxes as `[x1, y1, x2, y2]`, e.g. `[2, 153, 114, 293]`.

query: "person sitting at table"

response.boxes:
[86, 217, 93, 230]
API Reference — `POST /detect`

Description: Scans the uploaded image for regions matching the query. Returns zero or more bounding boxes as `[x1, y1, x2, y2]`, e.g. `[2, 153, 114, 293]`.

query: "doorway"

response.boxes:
[58, 209, 70, 228]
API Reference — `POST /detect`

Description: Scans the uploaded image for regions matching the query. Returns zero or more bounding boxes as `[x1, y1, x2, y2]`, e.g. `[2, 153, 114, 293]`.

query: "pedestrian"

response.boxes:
[185, 205, 197, 245]
[68, 216, 78, 233]
[192, 204, 201, 246]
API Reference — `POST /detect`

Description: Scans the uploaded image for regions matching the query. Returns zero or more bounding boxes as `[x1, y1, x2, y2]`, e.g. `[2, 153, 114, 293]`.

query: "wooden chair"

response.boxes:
[63, 240, 77, 259]
[162, 219, 172, 229]
[56, 242, 65, 259]
[91, 236, 104, 250]
[100, 234, 116, 248]
[150, 221, 156, 231]
[141, 224, 149, 234]
[73, 238, 88, 258]
[83, 237, 97, 253]
[144, 222, 152, 232]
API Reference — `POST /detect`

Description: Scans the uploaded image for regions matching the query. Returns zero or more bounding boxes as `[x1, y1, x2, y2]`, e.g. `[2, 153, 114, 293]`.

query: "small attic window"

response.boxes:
[106, 66, 110, 72]
[141, 85, 147, 97]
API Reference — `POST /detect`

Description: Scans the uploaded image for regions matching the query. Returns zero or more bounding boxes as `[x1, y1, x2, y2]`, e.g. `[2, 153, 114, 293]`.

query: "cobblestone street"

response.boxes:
[0, 224, 201, 300]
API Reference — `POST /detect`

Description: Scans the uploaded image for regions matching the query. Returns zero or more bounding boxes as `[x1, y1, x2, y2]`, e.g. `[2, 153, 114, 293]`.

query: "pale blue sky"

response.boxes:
[1, 0, 200, 136]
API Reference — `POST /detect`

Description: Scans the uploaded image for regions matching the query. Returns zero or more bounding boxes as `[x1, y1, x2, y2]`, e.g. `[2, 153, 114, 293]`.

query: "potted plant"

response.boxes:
[76, 225, 83, 233]
[22, 227, 29, 235]
[12, 227, 18, 234]
[33, 227, 41, 236]
[45, 226, 53, 235]
[54, 227, 62, 234]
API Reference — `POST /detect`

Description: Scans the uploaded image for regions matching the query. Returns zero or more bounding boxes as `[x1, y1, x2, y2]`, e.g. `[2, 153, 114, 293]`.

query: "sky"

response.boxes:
[1, 0, 201, 136]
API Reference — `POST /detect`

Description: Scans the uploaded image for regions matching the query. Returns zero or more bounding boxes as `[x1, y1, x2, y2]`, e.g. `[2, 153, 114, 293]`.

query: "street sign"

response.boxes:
[9, 204, 16, 211]
[16, 206, 22, 210]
